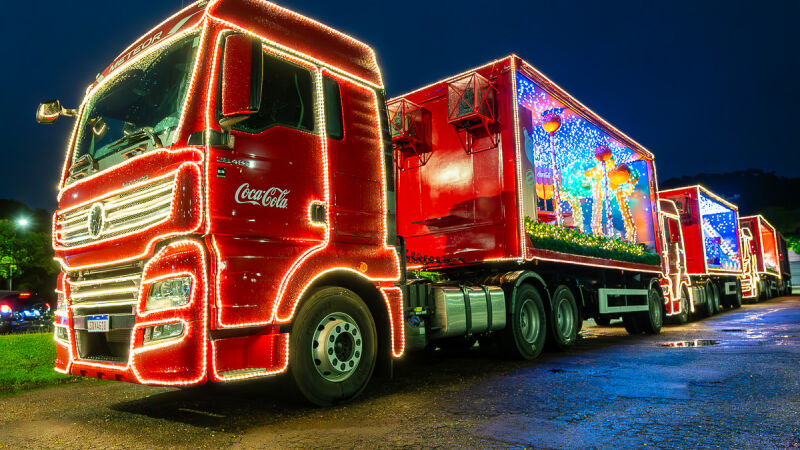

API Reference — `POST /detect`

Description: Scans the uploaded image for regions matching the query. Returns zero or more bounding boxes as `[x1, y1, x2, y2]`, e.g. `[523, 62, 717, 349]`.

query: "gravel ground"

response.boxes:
[2, 296, 800, 449]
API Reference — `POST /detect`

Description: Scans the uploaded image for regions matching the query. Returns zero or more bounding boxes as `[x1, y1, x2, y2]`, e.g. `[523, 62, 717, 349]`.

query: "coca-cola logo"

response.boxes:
[235, 183, 290, 209]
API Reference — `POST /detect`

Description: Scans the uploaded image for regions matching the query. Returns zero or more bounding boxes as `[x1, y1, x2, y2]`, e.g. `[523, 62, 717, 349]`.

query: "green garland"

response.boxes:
[525, 217, 661, 266]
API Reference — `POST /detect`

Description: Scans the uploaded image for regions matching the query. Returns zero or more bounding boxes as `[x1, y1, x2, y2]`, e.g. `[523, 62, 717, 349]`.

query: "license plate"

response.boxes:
[87, 315, 110, 332]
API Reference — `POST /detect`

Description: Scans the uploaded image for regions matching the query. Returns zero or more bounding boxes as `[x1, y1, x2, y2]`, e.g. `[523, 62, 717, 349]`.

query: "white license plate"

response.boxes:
[87, 315, 110, 333]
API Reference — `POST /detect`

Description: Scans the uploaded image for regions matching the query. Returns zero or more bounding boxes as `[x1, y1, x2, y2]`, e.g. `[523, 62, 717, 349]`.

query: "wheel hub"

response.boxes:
[312, 312, 362, 382]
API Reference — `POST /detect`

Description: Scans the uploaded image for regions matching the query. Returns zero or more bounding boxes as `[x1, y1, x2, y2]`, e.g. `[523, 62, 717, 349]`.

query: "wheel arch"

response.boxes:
[293, 269, 394, 375]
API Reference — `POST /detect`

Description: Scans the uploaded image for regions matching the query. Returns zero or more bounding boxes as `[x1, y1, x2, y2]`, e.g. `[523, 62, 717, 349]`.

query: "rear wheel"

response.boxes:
[288, 286, 377, 406]
[704, 283, 715, 316]
[710, 282, 721, 314]
[498, 284, 547, 360]
[731, 281, 743, 309]
[674, 287, 690, 324]
[546, 285, 580, 351]
[638, 287, 664, 334]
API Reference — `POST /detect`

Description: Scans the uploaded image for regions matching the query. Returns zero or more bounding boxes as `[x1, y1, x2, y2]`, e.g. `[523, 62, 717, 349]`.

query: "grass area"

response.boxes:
[0, 332, 77, 395]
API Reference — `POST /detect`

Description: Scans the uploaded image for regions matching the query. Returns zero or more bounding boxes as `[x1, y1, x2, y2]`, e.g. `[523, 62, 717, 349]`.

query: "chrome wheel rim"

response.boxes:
[312, 312, 362, 382]
[519, 298, 540, 344]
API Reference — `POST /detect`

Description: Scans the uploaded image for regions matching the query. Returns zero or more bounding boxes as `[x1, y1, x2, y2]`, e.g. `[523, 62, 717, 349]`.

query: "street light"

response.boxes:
[7, 217, 30, 291]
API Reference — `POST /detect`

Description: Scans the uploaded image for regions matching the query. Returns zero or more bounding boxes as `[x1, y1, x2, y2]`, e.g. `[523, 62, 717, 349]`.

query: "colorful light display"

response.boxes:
[515, 73, 656, 255]
[698, 192, 741, 272]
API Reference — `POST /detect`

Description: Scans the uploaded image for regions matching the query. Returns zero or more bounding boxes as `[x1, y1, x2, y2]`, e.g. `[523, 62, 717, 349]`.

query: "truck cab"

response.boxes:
[43, 0, 403, 405]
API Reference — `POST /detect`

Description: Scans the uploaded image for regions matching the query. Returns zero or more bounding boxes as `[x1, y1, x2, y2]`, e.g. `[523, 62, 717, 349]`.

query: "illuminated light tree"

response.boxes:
[541, 111, 563, 226]
[609, 164, 638, 242]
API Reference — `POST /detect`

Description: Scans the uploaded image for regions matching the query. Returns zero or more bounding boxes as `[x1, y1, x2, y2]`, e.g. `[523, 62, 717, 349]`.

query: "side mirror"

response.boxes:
[36, 99, 77, 124]
[219, 34, 262, 131]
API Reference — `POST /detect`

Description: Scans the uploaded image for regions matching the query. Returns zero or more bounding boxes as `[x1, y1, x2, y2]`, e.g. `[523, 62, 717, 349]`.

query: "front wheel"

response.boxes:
[674, 287, 690, 324]
[497, 284, 547, 360]
[638, 287, 664, 334]
[288, 286, 377, 406]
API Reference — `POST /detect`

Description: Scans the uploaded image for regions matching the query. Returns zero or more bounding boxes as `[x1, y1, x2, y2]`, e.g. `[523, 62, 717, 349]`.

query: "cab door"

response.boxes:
[208, 45, 326, 327]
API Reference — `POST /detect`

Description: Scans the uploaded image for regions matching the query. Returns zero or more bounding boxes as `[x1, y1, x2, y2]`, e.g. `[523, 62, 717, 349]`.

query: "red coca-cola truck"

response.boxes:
[38, 0, 668, 405]
[739, 215, 783, 300]
[657, 186, 744, 323]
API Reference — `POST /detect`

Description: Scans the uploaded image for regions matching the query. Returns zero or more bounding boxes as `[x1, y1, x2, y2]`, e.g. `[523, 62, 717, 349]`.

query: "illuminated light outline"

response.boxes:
[660, 185, 744, 275]
[101, 1, 208, 81]
[54, 161, 204, 271]
[510, 58, 527, 261]
[210, 333, 290, 382]
[380, 287, 405, 357]
[205, 0, 383, 88]
[740, 214, 781, 279]
[129, 240, 208, 385]
[67, 240, 208, 385]
[57, 24, 204, 193]
[656, 198, 692, 315]
[529, 253, 663, 274]
[204, 31, 400, 335]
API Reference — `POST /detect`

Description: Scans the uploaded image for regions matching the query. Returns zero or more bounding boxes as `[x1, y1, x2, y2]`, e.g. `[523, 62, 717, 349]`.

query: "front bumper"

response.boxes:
[56, 240, 209, 385]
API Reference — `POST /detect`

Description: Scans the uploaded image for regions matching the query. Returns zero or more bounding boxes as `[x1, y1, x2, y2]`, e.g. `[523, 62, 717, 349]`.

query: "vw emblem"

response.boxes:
[87, 203, 105, 239]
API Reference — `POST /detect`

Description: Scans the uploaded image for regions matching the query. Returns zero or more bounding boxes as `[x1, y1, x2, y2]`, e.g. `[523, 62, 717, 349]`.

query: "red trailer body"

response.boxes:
[392, 56, 662, 274]
[658, 186, 744, 319]
[739, 215, 782, 299]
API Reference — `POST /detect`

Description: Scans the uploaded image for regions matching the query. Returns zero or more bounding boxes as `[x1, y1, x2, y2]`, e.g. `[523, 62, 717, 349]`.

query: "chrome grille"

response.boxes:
[68, 263, 143, 310]
[57, 176, 175, 247]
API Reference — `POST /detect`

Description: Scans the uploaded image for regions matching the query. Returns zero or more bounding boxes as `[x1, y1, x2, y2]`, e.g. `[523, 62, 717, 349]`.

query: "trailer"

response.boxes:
[777, 231, 792, 296]
[38, 1, 668, 406]
[391, 55, 666, 348]
[658, 186, 743, 322]
[739, 215, 781, 300]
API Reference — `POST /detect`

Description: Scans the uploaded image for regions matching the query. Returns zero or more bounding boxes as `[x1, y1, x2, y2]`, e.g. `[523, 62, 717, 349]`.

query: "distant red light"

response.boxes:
[45, 303, 51, 310]
[18, 292, 31, 299]
[0, 304, 10, 314]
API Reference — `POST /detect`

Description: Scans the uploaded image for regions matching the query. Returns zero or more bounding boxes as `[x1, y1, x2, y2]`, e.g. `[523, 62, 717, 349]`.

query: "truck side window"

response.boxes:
[323, 76, 344, 140]
[234, 52, 314, 134]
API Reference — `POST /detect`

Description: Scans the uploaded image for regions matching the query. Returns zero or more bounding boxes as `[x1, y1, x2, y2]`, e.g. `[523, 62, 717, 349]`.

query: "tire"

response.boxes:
[731, 281, 743, 309]
[704, 283, 715, 316]
[288, 286, 377, 406]
[546, 285, 580, 351]
[594, 317, 612, 326]
[675, 287, 690, 324]
[637, 287, 664, 334]
[710, 282, 721, 314]
[497, 284, 547, 360]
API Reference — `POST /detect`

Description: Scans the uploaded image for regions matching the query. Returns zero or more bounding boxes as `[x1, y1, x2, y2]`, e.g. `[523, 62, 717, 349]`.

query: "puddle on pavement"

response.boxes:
[661, 339, 720, 348]
[719, 329, 749, 333]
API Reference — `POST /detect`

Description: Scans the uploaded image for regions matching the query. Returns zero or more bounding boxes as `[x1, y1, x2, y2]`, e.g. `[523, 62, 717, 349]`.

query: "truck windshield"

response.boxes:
[69, 32, 200, 178]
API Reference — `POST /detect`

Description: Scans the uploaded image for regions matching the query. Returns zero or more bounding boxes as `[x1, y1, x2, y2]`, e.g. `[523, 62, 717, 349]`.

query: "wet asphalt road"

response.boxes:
[3, 296, 800, 449]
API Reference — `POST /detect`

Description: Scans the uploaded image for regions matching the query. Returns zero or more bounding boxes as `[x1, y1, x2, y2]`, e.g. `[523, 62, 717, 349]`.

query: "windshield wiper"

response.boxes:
[68, 154, 98, 180]
[107, 127, 163, 156]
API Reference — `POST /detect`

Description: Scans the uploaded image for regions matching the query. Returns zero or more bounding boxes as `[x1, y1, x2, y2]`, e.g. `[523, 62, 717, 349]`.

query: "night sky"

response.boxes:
[3, 0, 798, 210]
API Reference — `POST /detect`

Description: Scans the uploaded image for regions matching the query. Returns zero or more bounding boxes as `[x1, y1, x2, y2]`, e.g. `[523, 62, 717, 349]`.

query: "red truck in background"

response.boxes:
[777, 232, 792, 296]
[37, 0, 775, 406]
[658, 186, 744, 323]
[739, 215, 783, 300]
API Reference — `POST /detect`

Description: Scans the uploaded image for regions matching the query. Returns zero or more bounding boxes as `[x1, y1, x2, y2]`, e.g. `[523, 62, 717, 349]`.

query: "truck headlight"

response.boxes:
[143, 322, 185, 345]
[146, 277, 192, 311]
